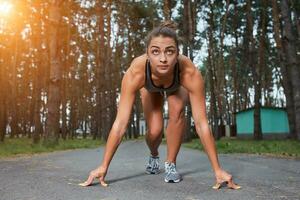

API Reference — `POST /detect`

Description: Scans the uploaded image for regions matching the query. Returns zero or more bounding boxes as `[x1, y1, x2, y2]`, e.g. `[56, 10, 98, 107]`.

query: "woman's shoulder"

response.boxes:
[123, 54, 147, 89]
[177, 54, 204, 89]
[128, 54, 147, 73]
[178, 54, 197, 74]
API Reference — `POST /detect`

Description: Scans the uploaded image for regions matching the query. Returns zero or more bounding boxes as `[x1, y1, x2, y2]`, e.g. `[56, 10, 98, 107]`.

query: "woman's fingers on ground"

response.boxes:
[212, 179, 241, 190]
[78, 174, 95, 187]
[212, 183, 221, 190]
[227, 180, 241, 190]
[99, 177, 108, 187]
[78, 174, 108, 187]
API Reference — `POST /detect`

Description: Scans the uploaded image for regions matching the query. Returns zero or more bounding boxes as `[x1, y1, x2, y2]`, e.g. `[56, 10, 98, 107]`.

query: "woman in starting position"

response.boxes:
[80, 21, 240, 190]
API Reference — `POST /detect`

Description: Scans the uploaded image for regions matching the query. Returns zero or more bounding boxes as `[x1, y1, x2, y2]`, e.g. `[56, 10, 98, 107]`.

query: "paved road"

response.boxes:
[1, 140, 300, 200]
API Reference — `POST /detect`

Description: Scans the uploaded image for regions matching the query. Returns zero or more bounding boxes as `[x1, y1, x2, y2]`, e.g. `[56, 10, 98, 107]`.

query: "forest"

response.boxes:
[0, 0, 299, 146]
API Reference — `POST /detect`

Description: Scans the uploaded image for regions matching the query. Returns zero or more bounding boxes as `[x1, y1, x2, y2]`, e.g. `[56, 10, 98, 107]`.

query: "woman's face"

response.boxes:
[147, 36, 178, 76]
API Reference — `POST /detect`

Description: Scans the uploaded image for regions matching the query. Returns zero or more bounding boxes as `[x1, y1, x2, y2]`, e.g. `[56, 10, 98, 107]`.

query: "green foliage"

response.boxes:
[0, 138, 103, 158]
[42, 137, 59, 148]
[183, 138, 300, 158]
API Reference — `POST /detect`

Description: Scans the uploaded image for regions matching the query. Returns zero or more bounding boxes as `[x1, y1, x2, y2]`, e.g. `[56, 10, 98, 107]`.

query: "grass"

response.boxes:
[1, 136, 300, 159]
[183, 138, 300, 158]
[0, 137, 104, 158]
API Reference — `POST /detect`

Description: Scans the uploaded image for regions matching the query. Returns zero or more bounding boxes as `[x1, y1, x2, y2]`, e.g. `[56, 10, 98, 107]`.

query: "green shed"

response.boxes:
[235, 107, 290, 138]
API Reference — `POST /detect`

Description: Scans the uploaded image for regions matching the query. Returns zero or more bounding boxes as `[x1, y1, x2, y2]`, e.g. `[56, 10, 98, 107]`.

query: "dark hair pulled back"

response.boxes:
[146, 21, 179, 50]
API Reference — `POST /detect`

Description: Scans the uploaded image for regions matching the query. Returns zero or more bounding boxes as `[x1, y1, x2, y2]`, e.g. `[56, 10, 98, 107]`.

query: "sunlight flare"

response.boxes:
[0, 1, 12, 16]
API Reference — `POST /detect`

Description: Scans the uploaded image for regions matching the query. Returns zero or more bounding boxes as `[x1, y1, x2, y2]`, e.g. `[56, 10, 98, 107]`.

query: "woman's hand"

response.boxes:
[79, 166, 108, 187]
[213, 169, 241, 190]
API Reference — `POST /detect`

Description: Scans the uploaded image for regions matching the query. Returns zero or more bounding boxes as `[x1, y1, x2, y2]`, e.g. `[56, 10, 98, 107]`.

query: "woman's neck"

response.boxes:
[151, 69, 174, 88]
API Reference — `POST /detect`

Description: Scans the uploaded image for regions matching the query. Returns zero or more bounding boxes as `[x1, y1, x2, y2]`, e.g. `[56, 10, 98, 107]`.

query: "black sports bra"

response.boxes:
[144, 60, 181, 93]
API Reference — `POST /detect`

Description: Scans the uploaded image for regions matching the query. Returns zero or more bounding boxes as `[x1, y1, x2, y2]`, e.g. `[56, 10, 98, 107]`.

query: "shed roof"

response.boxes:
[235, 106, 286, 114]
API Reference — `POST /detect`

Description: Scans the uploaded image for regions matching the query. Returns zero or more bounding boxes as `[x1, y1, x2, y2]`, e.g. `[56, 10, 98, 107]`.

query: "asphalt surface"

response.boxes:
[0, 140, 300, 200]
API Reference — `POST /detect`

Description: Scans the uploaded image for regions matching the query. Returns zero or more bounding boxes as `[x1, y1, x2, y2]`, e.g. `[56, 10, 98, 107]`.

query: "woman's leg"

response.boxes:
[165, 86, 189, 164]
[140, 88, 164, 157]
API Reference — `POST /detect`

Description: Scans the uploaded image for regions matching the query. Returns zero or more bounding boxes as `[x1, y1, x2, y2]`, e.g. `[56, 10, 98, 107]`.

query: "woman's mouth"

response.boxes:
[157, 65, 169, 69]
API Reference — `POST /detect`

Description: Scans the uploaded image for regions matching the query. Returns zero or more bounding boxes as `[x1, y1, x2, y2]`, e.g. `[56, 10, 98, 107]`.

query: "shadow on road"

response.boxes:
[103, 169, 200, 185]
[180, 168, 200, 177]
[107, 172, 148, 184]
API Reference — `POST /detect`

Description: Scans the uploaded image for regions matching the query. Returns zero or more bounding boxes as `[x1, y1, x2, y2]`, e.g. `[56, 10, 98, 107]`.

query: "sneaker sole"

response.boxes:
[146, 170, 160, 175]
[164, 178, 181, 183]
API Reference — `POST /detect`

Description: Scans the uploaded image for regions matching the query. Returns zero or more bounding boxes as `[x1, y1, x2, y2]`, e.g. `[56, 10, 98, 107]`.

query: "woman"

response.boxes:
[80, 21, 240, 189]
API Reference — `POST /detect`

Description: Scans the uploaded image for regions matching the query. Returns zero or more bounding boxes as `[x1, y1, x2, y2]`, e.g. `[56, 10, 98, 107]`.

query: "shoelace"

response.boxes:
[148, 157, 159, 169]
[152, 158, 159, 169]
[166, 163, 177, 174]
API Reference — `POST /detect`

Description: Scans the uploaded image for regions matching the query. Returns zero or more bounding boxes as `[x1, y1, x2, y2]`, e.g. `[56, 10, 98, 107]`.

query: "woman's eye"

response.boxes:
[166, 50, 175, 55]
[152, 50, 159, 55]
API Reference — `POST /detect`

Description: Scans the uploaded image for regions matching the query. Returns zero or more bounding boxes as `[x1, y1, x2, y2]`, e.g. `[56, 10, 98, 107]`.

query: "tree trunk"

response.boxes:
[254, 0, 267, 140]
[61, 0, 71, 140]
[290, 0, 300, 54]
[98, 2, 105, 140]
[30, 50, 40, 143]
[231, 1, 239, 125]
[245, 0, 262, 140]
[0, 48, 7, 142]
[30, 1, 44, 143]
[182, 0, 197, 141]
[271, 0, 296, 138]
[10, 36, 20, 138]
[44, 1, 63, 146]
[217, 0, 230, 129]
[163, 0, 172, 20]
[207, 1, 219, 139]
[280, 0, 300, 140]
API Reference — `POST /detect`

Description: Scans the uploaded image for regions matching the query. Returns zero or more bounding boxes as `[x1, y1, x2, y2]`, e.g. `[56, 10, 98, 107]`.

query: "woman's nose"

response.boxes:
[160, 53, 167, 63]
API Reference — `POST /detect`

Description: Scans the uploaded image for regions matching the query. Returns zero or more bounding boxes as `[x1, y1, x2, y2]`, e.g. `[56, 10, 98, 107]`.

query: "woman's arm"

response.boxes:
[80, 60, 144, 187]
[184, 67, 222, 173]
[181, 57, 240, 189]
[99, 70, 137, 170]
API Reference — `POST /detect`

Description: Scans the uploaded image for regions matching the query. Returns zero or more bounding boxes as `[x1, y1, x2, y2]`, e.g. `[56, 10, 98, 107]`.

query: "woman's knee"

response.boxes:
[147, 125, 163, 138]
[167, 88, 188, 124]
[168, 106, 185, 123]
